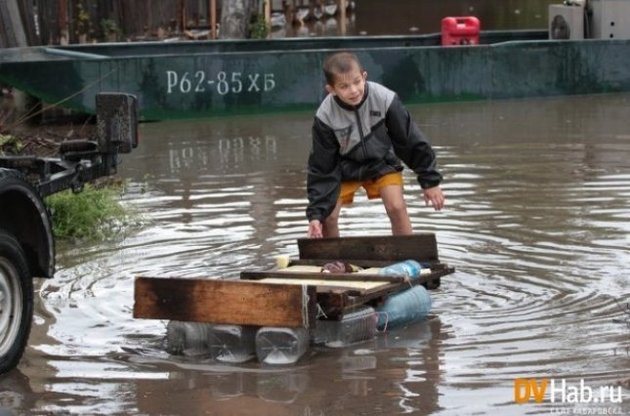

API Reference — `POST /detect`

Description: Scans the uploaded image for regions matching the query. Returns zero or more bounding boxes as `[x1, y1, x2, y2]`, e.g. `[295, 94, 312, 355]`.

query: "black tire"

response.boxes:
[0, 229, 33, 374]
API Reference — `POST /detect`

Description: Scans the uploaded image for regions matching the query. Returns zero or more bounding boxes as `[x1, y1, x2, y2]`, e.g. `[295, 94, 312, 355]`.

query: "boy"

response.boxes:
[306, 52, 444, 238]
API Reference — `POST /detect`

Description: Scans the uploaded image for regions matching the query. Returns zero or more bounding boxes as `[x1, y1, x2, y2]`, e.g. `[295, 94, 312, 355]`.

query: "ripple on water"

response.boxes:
[26, 95, 630, 416]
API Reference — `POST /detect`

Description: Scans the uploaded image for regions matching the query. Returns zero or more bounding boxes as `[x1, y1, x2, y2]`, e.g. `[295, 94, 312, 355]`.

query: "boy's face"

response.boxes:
[326, 63, 367, 107]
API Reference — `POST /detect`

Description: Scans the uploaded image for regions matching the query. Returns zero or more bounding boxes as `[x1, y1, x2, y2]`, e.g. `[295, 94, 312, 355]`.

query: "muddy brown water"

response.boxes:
[1, 93, 629, 415]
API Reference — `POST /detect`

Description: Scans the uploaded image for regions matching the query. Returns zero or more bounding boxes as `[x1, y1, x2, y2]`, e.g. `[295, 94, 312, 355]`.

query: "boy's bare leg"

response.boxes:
[322, 200, 343, 238]
[380, 185, 413, 235]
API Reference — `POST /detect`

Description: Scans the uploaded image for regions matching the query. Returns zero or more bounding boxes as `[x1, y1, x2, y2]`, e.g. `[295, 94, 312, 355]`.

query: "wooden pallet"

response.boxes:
[133, 234, 455, 327]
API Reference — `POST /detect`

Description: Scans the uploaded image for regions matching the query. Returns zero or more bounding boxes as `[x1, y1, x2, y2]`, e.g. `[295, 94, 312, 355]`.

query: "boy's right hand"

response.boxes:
[307, 220, 323, 238]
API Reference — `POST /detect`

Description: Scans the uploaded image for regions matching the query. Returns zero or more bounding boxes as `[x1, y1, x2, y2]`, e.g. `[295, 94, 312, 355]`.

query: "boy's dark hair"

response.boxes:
[323, 52, 363, 85]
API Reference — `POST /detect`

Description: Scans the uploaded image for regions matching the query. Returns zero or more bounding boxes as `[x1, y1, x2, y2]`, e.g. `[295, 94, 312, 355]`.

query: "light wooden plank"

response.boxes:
[240, 270, 405, 283]
[133, 277, 316, 328]
[257, 277, 390, 290]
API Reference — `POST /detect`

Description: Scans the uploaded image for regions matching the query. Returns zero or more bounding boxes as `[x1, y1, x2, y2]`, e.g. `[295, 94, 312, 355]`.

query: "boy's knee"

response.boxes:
[385, 199, 407, 216]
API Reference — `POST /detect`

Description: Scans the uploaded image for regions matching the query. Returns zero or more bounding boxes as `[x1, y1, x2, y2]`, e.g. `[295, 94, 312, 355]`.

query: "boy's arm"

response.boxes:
[306, 117, 341, 223]
[385, 95, 443, 189]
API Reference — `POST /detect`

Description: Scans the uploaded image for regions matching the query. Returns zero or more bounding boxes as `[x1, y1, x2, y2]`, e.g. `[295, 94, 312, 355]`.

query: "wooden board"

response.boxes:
[240, 270, 405, 283]
[133, 277, 316, 328]
[257, 277, 390, 290]
[297, 234, 439, 263]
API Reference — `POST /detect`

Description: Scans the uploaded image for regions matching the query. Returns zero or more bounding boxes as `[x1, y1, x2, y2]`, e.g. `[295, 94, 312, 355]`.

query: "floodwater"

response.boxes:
[2, 93, 630, 415]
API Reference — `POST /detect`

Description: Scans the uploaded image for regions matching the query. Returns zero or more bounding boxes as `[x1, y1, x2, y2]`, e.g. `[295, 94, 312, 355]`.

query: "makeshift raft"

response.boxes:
[133, 234, 455, 363]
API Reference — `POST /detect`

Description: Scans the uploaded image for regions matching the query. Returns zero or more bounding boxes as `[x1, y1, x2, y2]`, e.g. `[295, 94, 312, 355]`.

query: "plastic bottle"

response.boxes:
[165, 320, 210, 356]
[314, 306, 378, 348]
[378, 260, 423, 279]
[206, 324, 257, 363]
[255, 327, 310, 365]
[375, 285, 432, 330]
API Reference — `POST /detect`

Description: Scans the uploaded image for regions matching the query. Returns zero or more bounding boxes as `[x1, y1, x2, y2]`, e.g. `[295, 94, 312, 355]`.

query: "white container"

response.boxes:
[165, 320, 210, 356]
[207, 324, 257, 363]
[255, 327, 309, 365]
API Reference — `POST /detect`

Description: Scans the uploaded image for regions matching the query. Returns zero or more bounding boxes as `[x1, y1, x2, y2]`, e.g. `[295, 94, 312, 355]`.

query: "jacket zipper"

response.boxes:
[354, 109, 367, 159]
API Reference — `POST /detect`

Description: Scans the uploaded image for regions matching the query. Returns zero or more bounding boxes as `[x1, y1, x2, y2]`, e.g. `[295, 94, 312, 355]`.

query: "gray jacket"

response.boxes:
[306, 81, 442, 222]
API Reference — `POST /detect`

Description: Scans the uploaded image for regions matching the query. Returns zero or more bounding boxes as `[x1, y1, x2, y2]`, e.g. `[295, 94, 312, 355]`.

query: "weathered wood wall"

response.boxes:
[2, 0, 238, 46]
[0, 0, 37, 47]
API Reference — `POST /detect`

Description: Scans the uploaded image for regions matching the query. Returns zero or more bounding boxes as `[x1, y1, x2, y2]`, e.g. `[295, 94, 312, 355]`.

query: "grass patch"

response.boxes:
[0, 133, 24, 154]
[45, 182, 131, 241]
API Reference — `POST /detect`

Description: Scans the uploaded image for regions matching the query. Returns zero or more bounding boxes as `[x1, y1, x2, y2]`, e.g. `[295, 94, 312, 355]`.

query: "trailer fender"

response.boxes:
[0, 169, 54, 278]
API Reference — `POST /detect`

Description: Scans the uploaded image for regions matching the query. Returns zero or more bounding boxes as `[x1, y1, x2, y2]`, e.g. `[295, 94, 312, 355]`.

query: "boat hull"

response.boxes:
[1, 31, 629, 120]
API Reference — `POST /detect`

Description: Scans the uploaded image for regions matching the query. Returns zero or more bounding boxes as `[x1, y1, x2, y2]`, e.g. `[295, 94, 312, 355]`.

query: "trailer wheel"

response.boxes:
[0, 229, 33, 374]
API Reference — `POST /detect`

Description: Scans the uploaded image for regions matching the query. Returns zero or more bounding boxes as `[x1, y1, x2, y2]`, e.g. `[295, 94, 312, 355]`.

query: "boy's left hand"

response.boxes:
[423, 186, 444, 211]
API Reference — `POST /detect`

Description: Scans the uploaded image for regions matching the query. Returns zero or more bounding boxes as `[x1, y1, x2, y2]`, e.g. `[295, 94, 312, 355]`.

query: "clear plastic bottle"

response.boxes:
[378, 260, 423, 279]
[255, 327, 310, 365]
[376, 285, 432, 330]
[206, 324, 257, 363]
[314, 306, 378, 348]
[165, 320, 210, 356]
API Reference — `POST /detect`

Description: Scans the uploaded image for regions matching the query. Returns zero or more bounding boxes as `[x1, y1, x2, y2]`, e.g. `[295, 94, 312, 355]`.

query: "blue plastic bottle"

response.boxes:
[378, 260, 423, 279]
[376, 285, 432, 330]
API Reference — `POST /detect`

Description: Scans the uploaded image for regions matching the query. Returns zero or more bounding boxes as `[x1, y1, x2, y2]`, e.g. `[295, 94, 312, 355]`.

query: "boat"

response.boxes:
[133, 233, 454, 363]
[1, 28, 630, 121]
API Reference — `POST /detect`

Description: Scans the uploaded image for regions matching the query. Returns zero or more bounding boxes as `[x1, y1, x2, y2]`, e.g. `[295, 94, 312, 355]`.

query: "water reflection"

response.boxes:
[277, 0, 557, 37]
[128, 318, 443, 416]
[5, 93, 630, 415]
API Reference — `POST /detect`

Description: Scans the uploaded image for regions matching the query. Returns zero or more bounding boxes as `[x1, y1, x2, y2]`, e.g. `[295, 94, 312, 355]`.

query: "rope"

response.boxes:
[302, 285, 310, 328]
[376, 311, 389, 332]
[315, 303, 328, 319]
[6, 67, 117, 130]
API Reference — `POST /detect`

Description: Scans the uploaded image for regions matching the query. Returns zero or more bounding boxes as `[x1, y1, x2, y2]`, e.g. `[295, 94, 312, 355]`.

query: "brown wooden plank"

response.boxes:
[133, 277, 316, 328]
[316, 268, 455, 317]
[315, 289, 348, 320]
[297, 234, 439, 263]
[312, 281, 409, 320]
[289, 258, 425, 268]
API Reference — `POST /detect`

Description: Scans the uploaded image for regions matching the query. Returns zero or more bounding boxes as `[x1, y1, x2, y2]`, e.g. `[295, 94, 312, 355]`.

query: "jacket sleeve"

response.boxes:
[306, 116, 341, 222]
[385, 95, 443, 189]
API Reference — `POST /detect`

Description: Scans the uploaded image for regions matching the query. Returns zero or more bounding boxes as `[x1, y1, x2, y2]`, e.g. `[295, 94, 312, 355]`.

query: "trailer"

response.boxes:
[0, 92, 137, 373]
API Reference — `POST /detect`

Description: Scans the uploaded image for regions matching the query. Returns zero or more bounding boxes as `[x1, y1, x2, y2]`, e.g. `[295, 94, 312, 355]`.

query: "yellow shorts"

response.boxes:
[339, 172, 404, 204]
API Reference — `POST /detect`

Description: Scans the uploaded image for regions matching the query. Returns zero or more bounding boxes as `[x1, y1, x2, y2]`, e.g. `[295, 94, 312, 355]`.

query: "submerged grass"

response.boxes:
[45, 182, 132, 241]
